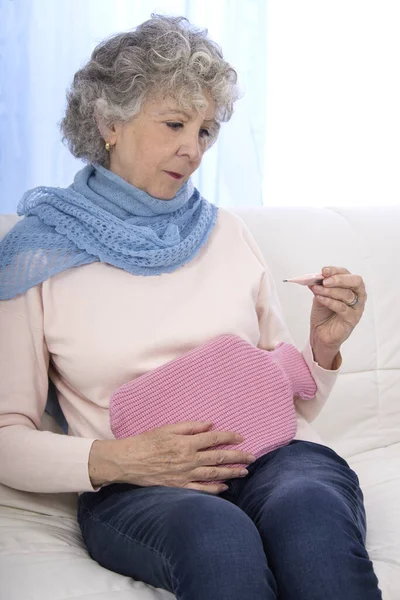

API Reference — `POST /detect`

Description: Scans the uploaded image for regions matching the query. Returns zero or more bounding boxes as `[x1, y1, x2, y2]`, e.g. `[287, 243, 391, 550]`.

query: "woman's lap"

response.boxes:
[229, 439, 366, 539]
[77, 441, 382, 600]
[78, 478, 275, 599]
[226, 441, 381, 597]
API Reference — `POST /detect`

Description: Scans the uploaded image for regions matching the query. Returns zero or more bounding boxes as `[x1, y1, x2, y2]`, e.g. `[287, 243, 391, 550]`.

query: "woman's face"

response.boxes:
[106, 93, 217, 199]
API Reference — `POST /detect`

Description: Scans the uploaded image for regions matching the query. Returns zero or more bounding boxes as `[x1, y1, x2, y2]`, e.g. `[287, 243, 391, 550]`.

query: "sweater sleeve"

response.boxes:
[240, 220, 341, 423]
[0, 286, 97, 493]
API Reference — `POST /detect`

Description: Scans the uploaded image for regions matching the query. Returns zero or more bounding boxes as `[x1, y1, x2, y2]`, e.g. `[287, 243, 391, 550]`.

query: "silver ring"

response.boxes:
[347, 291, 359, 307]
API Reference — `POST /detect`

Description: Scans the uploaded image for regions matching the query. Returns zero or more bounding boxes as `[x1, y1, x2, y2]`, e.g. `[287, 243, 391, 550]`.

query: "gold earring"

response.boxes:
[105, 142, 111, 152]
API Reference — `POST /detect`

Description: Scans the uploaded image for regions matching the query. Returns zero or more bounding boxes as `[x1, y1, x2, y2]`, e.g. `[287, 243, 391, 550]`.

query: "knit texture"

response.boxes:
[0, 164, 218, 300]
[109, 334, 317, 472]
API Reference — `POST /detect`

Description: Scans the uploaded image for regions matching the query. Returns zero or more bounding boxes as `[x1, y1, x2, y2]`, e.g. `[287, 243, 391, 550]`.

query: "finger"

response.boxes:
[196, 449, 256, 466]
[192, 466, 249, 481]
[184, 482, 228, 495]
[321, 273, 367, 305]
[322, 266, 350, 276]
[322, 273, 365, 292]
[315, 294, 360, 319]
[311, 284, 364, 307]
[160, 421, 213, 435]
[193, 430, 244, 450]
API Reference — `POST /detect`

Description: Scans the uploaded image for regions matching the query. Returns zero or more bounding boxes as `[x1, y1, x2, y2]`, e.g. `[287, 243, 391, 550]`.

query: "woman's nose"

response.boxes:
[177, 131, 202, 162]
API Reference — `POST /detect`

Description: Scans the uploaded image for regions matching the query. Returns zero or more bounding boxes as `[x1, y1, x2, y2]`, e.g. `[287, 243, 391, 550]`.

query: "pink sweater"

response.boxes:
[0, 209, 340, 493]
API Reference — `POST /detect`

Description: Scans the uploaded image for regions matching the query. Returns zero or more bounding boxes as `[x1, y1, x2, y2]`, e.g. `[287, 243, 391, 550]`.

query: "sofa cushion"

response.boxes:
[348, 443, 400, 598]
[0, 507, 174, 600]
[236, 207, 400, 459]
[1, 209, 398, 598]
[0, 445, 397, 599]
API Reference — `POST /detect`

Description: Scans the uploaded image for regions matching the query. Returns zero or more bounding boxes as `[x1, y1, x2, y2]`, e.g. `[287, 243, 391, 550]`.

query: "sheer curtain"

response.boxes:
[263, 0, 400, 207]
[3, 1, 397, 213]
[0, 0, 267, 213]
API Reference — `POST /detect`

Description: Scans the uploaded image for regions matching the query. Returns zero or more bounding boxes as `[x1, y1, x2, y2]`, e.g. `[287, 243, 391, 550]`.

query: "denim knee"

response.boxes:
[259, 478, 365, 547]
[160, 492, 265, 561]
[245, 461, 381, 599]
[160, 492, 277, 598]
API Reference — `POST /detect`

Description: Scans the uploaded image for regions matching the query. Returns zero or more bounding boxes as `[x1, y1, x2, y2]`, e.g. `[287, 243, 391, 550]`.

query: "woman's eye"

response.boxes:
[166, 122, 183, 130]
[166, 122, 210, 138]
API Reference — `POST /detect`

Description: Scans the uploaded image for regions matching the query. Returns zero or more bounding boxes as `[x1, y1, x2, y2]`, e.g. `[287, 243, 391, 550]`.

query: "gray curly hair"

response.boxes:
[60, 14, 240, 167]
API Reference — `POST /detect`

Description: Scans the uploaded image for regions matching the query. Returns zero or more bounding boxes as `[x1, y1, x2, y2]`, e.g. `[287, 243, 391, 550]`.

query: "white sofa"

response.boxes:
[0, 207, 399, 599]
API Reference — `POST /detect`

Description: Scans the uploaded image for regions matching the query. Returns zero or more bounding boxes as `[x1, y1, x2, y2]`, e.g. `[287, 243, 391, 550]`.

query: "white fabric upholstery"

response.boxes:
[1, 207, 399, 599]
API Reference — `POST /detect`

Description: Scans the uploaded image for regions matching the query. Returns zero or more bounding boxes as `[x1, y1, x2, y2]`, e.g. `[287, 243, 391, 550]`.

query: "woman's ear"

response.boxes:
[94, 108, 118, 145]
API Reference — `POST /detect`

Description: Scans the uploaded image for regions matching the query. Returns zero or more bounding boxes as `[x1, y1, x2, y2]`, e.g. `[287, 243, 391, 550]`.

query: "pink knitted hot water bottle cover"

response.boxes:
[109, 334, 317, 464]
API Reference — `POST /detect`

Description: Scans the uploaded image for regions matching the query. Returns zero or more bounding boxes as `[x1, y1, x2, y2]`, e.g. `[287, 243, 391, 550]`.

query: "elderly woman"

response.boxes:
[0, 14, 381, 600]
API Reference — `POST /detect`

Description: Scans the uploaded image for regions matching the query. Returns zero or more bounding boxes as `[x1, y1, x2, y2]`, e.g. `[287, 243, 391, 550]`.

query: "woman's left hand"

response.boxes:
[309, 266, 367, 359]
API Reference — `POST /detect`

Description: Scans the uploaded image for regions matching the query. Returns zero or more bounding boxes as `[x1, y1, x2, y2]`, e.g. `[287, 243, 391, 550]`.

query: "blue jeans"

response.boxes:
[77, 441, 382, 599]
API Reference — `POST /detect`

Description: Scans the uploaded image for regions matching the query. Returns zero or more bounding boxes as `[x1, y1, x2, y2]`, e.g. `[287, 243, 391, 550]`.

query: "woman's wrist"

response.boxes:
[88, 439, 120, 487]
[310, 338, 341, 370]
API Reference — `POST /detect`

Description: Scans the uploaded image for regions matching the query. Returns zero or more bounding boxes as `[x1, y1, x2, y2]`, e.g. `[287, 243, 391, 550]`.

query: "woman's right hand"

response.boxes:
[88, 421, 256, 495]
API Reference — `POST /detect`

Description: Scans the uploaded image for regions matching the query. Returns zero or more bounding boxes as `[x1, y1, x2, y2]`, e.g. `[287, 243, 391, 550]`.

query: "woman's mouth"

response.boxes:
[165, 171, 184, 180]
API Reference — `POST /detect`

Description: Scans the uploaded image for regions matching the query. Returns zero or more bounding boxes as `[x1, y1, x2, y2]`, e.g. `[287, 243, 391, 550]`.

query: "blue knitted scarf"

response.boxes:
[0, 164, 218, 300]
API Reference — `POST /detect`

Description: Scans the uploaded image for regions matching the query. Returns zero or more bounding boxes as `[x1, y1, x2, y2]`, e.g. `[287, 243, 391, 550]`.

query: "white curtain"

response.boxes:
[263, 0, 400, 207]
[2, 1, 398, 213]
[0, 0, 267, 213]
